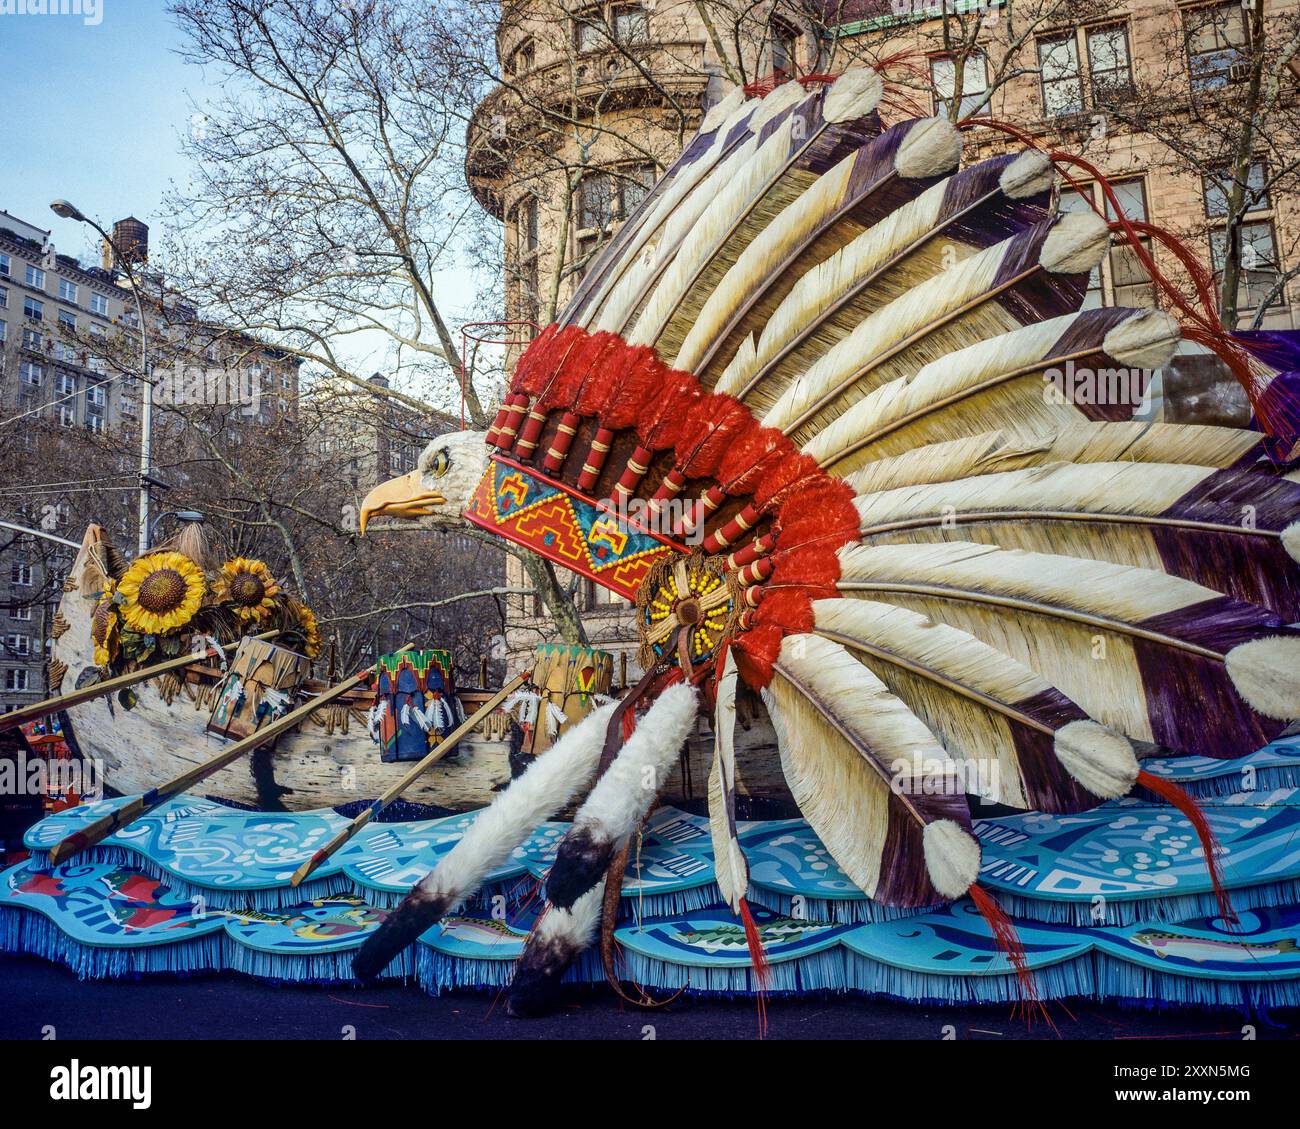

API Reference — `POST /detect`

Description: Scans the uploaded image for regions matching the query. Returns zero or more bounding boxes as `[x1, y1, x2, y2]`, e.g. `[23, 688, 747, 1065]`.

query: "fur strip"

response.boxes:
[350, 701, 616, 979]
[544, 683, 699, 909]
[507, 882, 606, 1018]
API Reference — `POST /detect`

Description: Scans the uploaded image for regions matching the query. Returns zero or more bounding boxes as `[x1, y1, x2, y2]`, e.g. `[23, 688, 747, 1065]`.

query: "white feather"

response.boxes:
[545, 701, 568, 737]
[822, 65, 884, 123]
[708, 648, 748, 913]
[627, 117, 799, 346]
[715, 177, 948, 400]
[408, 702, 617, 908]
[1224, 638, 1300, 720]
[566, 683, 699, 849]
[674, 150, 857, 373]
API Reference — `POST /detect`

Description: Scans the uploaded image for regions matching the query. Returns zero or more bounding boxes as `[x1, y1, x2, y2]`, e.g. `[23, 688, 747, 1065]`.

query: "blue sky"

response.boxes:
[0, 2, 490, 389]
[0, 2, 197, 265]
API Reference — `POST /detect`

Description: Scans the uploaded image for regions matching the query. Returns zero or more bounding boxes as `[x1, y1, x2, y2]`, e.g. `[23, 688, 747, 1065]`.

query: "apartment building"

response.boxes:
[0, 207, 301, 714]
[465, 0, 1298, 672]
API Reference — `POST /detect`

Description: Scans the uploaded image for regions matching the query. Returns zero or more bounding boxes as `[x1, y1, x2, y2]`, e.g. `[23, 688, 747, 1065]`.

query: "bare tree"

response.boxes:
[1100, 0, 1300, 329]
[165, 0, 591, 644]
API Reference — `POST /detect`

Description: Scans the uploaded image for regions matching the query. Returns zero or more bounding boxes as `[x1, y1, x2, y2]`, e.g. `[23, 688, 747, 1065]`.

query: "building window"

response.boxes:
[0, 252, 9, 277]
[0, 286, 7, 308]
[577, 164, 655, 231]
[1203, 158, 1283, 318]
[574, 7, 603, 52]
[86, 412, 105, 435]
[1037, 34, 1082, 116]
[10, 605, 32, 622]
[517, 196, 539, 254]
[1087, 25, 1134, 103]
[11, 560, 33, 586]
[1211, 222, 1283, 316]
[1037, 24, 1132, 117]
[0, 320, 6, 344]
[24, 297, 43, 321]
[89, 292, 109, 316]
[613, 4, 648, 44]
[930, 53, 989, 119]
[58, 403, 77, 428]
[19, 361, 43, 386]
[1203, 160, 1269, 218]
[25, 264, 45, 290]
[770, 17, 799, 80]
[507, 36, 535, 76]
[578, 173, 615, 230]
[1059, 180, 1154, 309]
[5, 670, 29, 693]
[57, 372, 77, 396]
[58, 278, 78, 302]
[575, 4, 646, 52]
[1185, 3, 1250, 90]
[7, 635, 30, 658]
[58, 308, 76, 332]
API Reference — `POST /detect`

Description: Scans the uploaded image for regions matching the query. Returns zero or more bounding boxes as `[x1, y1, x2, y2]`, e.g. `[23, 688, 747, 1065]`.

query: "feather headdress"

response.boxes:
[359, 68, 1300, 1012]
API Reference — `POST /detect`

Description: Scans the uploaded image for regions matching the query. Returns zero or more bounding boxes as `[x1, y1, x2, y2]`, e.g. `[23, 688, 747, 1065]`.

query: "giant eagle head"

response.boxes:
[359, 430, 488, 534]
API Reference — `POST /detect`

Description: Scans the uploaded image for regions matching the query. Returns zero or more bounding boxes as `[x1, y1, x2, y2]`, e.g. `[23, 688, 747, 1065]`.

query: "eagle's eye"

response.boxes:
[431, 449, 450, 478]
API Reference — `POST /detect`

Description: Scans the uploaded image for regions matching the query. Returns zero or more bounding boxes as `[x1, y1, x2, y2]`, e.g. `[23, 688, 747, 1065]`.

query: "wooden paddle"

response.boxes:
[0, 631, 280, 732]
[45, 644, 413, 866]
[288, 670, 531, 888]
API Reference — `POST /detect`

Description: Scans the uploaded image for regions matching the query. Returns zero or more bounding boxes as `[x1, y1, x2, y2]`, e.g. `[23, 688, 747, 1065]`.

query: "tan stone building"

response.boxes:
[465, 0, 1299, 672]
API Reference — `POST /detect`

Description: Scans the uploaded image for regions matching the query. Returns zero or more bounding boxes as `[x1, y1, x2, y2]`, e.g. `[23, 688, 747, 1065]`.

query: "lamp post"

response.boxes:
[50, 199, 152, 557]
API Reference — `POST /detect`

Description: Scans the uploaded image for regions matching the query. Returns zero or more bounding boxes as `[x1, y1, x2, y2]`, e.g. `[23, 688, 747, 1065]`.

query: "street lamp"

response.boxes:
[50, 199, 153, 557]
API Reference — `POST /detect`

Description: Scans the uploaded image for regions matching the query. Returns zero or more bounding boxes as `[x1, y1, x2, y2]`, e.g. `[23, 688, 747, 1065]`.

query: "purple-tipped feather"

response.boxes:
[1134, 598, 1298, 757]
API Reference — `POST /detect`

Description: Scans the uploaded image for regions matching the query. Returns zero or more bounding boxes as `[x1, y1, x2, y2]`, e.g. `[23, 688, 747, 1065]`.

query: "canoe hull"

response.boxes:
[48, 528, 792, 814]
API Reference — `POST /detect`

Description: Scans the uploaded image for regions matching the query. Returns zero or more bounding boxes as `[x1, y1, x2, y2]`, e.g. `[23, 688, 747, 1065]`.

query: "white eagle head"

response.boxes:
[359, 430, 488, 533]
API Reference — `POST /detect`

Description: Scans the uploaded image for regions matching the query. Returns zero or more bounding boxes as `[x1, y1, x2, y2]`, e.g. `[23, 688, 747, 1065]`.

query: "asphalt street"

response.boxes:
[2, 954, 1296, 1040]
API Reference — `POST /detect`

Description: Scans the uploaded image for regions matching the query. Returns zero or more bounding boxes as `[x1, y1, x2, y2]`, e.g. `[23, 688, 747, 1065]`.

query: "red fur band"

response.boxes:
[502, 326, 862, 687]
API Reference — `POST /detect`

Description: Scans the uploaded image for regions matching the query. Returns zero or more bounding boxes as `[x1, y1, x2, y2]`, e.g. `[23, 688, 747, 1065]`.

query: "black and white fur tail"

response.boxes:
[543, 683, 698, 909]
[351, 701, 617, 980]
[507, 882, 607, 1018]
[507, 683, 699, 1015]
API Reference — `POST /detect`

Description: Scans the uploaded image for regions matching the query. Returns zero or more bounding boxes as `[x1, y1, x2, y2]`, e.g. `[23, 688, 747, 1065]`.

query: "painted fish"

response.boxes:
[437, 915, 528, 945]
[678, 917, 816, 952]
[294, 908, 386, 941]
[1131, 929, 1300, 963]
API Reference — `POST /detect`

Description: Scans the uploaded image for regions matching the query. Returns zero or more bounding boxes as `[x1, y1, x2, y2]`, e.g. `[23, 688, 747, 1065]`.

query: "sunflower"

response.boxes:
[213, 557, 282, 623]
[289, 600, 322, 659]
[116, 552, 206, 636]
[91, 581, 121, 668]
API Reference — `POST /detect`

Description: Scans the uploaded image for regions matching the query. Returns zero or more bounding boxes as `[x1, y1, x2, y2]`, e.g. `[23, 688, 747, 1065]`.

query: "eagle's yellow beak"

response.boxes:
[359, 471, 447, 535]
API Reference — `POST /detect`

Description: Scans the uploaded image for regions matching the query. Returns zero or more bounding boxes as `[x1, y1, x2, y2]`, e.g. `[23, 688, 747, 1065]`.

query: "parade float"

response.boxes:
[5, 66, 1300, 1019]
